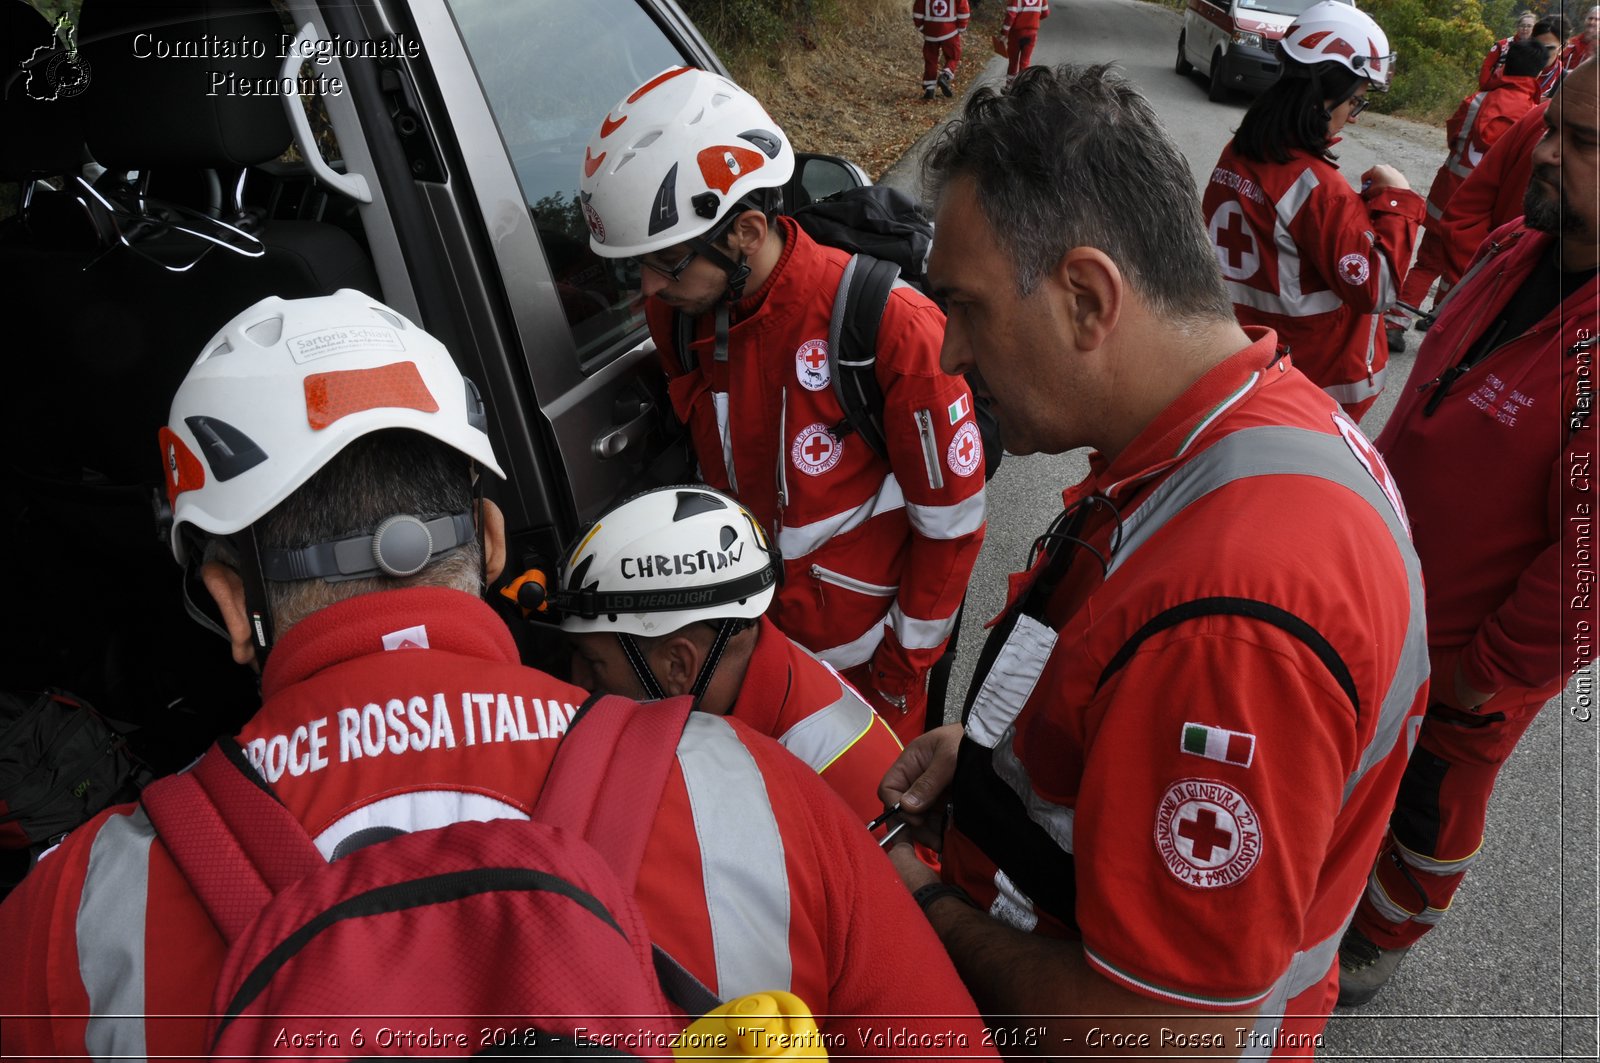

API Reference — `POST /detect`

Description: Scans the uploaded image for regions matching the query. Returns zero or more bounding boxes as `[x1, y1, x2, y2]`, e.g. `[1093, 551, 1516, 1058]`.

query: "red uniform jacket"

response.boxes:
[1436, 103, 1547, 282]
[1203, 142, 1425, 419]
[1422, 73, 1543, 225]
[650, 218, 986, 714]
[1563, 35, 1593, 71]
[913, 0, 970, 41]
[1477, 35, 1515, 88]
[1378, 224, 1600, 697]
[944, 333, 1428, 1052]
[730, 616, 902, 824]
[0, 589, 993, 1059]
[1003, 0, 1049, 33]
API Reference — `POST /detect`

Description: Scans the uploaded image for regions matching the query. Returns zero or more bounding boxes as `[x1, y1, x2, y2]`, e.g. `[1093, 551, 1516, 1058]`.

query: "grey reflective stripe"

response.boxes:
[814, 614, 889, 670]
[1323, 366, 1387, 404]
[1225, 169, 1345, 318]
[1446, 92, 1490, 178]
[79, 807, 155, 1063]
[1237, 922, 1344, 1058]
[778, 687, 875, 772]
[887, 602, 959, 650]
[993, 722, 1076, 855]
[778, 474, 904, 559]
[1100, 424, 1427, 802]
[906, 490, 987, 541]
[677, 714, 792, 997]
[1362, 871, 1418, 924]
[965, 614, 1058, 749]
[1396, 838, 1483, 875]
[1240, 977, 1292, 1060]
[714, 391, 736, 493]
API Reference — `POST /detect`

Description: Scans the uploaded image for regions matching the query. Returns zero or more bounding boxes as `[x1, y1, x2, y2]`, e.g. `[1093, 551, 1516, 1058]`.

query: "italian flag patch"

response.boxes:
[1181, 723, 1255, 768]
[947, 394, 971, 425]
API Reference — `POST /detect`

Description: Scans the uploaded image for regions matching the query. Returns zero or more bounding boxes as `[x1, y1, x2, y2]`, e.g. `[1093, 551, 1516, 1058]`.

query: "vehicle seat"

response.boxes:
[55, 0, 379, 483]
[0, 0, 376, 763]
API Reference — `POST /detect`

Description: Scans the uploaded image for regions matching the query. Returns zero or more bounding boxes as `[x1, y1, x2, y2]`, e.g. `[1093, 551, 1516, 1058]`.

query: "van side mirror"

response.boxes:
[785, 152, 871, 213]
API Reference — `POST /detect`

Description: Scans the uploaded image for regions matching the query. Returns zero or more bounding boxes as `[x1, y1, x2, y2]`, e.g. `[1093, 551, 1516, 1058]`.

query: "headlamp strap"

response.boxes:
[259, 512, 476, 583]
[555, 565, 777, 620]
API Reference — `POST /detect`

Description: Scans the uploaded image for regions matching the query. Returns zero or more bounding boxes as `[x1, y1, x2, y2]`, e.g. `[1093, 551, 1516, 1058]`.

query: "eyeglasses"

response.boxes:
[1346, 95, 1371, 118]
[634, 247, 699, 283]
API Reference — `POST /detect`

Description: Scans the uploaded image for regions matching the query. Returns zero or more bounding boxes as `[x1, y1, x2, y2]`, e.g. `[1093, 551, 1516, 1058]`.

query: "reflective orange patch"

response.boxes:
[304, 362, 439, 431]
[626, 65, 692, 103]
[158, 426, 206, 506]
[696, 145, 765, 194]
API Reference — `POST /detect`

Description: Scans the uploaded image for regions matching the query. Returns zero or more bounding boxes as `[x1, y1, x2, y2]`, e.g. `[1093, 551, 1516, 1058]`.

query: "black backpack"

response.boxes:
[0, 689, 152, 852]
[671, 184, 1003, 480]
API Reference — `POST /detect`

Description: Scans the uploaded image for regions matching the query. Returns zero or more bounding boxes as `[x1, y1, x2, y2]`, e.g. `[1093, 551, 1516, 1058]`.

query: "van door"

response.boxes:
[372, 0, 722, 555]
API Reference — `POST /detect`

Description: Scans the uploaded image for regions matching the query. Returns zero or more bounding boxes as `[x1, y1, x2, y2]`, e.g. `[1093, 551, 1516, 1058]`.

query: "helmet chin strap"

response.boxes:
[616, 618, 743, 707]
[691, 237, 750, 366]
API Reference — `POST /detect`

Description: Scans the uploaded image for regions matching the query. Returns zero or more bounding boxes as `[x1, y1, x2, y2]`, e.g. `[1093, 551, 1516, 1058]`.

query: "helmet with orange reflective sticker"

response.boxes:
[157, 290, 504, 654]
[578, 66, 795, 259]
[160, 288, 503, 564]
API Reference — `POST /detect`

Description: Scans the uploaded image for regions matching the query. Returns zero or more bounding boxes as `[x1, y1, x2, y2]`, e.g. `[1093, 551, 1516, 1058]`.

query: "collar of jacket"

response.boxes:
[261, 586, 521, 697]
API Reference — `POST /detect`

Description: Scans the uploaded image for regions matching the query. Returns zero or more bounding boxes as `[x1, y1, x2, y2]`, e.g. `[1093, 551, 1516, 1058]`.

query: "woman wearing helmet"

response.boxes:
[1201, 0, 1424, 422]
[578, 68, 986, 743]
[554, 485, 905, 827]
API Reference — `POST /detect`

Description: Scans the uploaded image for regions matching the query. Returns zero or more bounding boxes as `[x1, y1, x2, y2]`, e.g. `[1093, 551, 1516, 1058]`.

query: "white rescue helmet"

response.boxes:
[578, 66, 795, 258]
[556, 486, 777, 637]
[1281, 1, 1396, 90]
[160, 289, 504, 564]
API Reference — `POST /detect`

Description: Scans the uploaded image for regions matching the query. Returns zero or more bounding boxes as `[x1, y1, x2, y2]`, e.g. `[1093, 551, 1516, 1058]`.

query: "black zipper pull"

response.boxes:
[1421, 365, 1467, 416]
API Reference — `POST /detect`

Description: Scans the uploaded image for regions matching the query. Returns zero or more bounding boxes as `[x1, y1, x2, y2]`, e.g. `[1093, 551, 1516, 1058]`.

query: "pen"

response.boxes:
[866, 802, 901, 832]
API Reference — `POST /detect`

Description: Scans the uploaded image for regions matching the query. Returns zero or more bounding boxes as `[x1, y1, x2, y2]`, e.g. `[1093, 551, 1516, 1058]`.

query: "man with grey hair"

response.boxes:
[880, 65, 1428, 1056]
[0, 290, 993, 1058]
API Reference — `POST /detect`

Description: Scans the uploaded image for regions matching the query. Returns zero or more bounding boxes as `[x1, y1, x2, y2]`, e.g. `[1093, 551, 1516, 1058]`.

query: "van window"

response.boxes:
[447, 0, 687, 362]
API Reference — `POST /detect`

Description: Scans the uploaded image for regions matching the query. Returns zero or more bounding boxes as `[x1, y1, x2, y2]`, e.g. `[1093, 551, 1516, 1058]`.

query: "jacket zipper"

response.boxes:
[1416, 241, 1523, 416]
[810, 565, 898, 597]
[914, 409, 945, 490]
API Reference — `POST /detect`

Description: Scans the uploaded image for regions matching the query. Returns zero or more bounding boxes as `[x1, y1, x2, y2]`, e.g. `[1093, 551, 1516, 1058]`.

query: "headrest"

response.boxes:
[0, 0, 87, 178]
[79, 0, 292, 170]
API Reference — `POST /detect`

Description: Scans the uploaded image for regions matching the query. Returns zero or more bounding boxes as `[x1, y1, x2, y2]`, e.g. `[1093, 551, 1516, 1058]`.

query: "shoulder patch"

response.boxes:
[1154, 778, 1263, 889]
[795, 339, 830, 392]
[947, 420, 983, 477]
[1337, 252, 1371, 286]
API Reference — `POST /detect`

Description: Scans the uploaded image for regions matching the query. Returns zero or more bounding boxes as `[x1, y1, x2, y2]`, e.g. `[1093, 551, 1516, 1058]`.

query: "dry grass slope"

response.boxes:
[718, 0, 1001, 180]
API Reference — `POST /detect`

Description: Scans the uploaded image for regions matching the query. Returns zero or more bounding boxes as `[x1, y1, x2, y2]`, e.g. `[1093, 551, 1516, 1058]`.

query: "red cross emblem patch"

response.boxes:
[791, 422, 843, 476]
[947, 420, 983, 478]
[1207, 201, 1260, 282]
[795, 339, 830, 392]
[1154, 779, 1263, 889]
[1337, 252, 1371, 286]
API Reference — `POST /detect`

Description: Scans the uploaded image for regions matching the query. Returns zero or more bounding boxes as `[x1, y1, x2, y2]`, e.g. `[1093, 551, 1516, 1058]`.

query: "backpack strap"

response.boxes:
[671, 309, 697, 374]
[141, 740, 324, 944]
[827, 253, 901, 462]
[531, 692, 694, 895]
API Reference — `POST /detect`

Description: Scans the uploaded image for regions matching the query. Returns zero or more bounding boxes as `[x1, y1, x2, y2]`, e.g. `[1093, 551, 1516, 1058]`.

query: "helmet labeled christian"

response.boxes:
[159, 289, 504, 564]
[556, 486, 778, 637]
[578, 66, 795, 258]
[1281, 1, 1396, 89]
